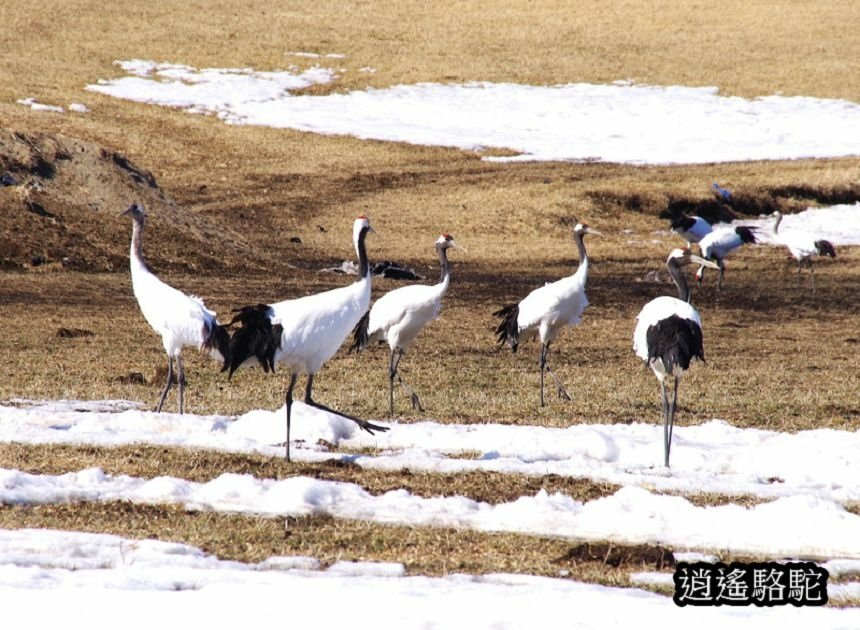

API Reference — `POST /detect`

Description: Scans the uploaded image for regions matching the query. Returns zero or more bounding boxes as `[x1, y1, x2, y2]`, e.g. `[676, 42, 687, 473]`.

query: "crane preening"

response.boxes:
[634, 248, 719, 467]
[494, 222, 601, 407]
[225, 216, 388, 461]
[696, 225, 757, 290]
[351, 234, 462, 416]
[119, 203, 230, 414]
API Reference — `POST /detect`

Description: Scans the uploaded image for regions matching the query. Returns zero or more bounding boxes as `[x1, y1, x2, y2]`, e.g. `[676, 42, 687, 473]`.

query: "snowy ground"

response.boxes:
[80, 60, 860, 165]
[3, 396, 860, 627]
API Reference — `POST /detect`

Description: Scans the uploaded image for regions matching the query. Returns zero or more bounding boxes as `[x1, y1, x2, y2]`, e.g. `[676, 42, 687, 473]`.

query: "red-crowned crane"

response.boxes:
[494, 222, 601, 407]
[351, 234, 461, 415]
[634, 248, 719, 467]
[771, 211, 836, 293]
[119, 203, 230, 414]
[226, 216, 388, 461]
[670, 214, 712, 245]
[695, 225, 757, 290]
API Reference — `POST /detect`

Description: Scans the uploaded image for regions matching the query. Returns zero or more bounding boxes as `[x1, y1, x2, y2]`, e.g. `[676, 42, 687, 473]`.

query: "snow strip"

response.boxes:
[2, 467, 859, 560]
[1, 529, 856, 629]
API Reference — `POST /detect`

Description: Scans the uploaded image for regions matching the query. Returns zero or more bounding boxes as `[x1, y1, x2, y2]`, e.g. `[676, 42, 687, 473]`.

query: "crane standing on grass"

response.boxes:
[226, 216, 389, 461]
[119, 202, 230, 414]
[634, 248, 719, 467]
[771, 211, 836, 293]
[494, 222, 601, 407]
[351, 234, 462, 416]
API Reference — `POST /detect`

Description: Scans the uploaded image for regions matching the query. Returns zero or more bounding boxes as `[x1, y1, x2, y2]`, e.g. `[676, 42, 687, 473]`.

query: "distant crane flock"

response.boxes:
[120, 197, 838, 467]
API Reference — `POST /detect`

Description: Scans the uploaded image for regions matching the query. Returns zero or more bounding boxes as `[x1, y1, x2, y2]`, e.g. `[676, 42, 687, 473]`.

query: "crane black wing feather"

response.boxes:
[226, 304, 282, 377]
[349, 310, 370, 354]
[645, 315, 704, 374]
[493, 303, 520, 353]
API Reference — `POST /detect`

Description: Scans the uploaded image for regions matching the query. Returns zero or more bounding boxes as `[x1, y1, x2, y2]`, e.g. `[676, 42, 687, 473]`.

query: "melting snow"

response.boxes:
[85, 61, 860, 164]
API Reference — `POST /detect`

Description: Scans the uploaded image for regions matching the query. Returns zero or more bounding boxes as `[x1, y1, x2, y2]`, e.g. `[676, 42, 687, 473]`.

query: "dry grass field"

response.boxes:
[2, 0, 860, 595]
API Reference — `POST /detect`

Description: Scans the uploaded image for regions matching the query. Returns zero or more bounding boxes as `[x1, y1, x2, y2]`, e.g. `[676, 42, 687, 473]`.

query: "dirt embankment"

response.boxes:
[0, 129, 257, 274]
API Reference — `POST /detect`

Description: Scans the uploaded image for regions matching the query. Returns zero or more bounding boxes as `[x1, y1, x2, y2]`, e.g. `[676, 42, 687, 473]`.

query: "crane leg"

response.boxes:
[716, 259, 725, 291]
[304, 373, 390, 435]
[388, 349, 396, 416]
[660, 379, 669, 467]
[177, 355, 186, 415]
[668, 376, 680, 466]
[810, 261, 816, 294]
[541, 343, 571, 404]
[156, 356, 174, 413]
[391, 349, 424, 413]
[539, 344, 547, 407]
[284, 372, 297, 462]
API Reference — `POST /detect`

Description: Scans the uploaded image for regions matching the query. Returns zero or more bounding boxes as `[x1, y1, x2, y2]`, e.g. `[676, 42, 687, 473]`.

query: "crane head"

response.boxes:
[574, 222, 602, 237]
[117, 203, 145, 223]
[354, 215, 374, 234]
[668, 247, 718, 269]
[435, 233, 462, 251]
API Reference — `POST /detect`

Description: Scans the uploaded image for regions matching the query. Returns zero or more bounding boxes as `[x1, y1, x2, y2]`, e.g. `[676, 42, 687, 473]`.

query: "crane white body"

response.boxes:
[516, 271, 589, 346]
[269, 277, 371, 375]
[364, 280, 447, 352]
[698, 226, 750, 260]
[671, 215, 712, 245]
[129, 254, 221, 360]
[120, 203, 228, 414]
[771, 211, 836, 292]
[696, 225, 757, 289]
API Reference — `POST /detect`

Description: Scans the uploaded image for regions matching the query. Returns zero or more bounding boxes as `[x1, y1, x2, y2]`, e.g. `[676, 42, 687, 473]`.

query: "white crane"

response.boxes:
[226, 216, 388, 461]
[634, 248, 719, 467]
[695, 225, 757, 290]
[494, 222, 601, 407]
[670, 214, 712, 245]
[119, 203, 230, 414]
[771, 211, 836, 292]
[351, 233, 461, 415]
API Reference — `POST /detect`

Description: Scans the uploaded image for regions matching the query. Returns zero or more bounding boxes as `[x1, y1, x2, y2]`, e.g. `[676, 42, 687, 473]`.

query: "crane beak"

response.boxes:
[585, 228, 603, 236]
[689, 254, 719, 269]
[117, 207, 132, 218]
[450, 240, 467, 253]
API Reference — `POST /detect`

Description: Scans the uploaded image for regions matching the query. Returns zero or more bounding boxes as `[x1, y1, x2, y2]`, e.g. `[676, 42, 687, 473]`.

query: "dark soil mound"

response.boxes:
[0, 129, 256, 273]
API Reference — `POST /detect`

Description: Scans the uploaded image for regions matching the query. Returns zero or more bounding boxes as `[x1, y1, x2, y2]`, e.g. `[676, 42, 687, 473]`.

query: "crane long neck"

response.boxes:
[773, 213, 783, 235]
[130, 218, 147, 272]
[355, 226, 370, 279]
[574, 231, 589, 277]
[668, 260, 691, 303]
[437, 244, 450, 286]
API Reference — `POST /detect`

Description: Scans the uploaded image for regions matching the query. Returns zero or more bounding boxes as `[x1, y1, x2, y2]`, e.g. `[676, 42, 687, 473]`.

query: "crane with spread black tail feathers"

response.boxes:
[226, 216, 388, 461]
[634, 248, 719, 467]
[493, 222, 601, 407]
[771, 211, 836, 293]
[119, 203, 230, 414]
[351, 234, 461, 415]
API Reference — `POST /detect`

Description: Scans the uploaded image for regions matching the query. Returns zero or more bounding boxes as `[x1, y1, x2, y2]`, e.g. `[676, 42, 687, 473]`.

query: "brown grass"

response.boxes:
[2, 0, 860, 595]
